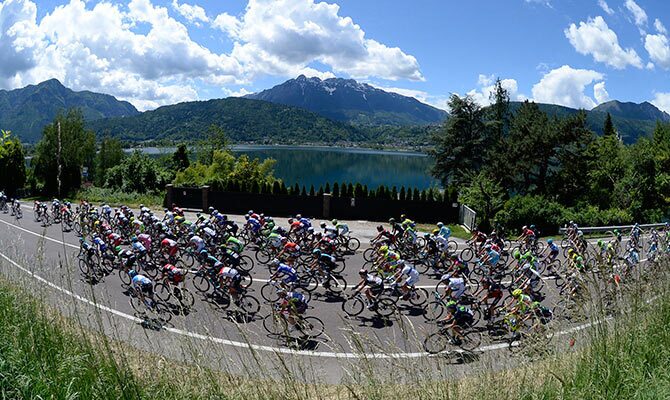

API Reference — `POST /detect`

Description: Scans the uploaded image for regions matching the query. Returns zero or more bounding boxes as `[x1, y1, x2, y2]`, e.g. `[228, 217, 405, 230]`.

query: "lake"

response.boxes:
[134, 145, 438, 190]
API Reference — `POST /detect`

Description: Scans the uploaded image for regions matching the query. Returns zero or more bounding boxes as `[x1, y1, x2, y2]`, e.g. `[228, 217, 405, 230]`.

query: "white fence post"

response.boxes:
[459, 204, 477, 231]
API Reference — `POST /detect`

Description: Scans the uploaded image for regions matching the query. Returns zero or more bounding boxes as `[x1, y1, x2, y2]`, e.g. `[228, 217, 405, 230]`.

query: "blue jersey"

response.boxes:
[277, 264, 296, 278]
[132, 275, 152, 286]
[549, 243, 559, 253]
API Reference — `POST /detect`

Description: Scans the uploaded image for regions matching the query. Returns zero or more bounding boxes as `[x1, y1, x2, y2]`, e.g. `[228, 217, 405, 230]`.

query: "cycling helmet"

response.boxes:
[578, 230, 584, 237]
[388, 218, 396, 224]
[378, 245, 389, 254]
[312, 249, 321, 256]
[200, 249, 209, 257]
[277, 290, 287, 298]
[287, 218, 294, 224]
[491, 231, 497, 236]
[445, 300, 457, 310]
[547, 239, 553, 245]
[522, 225, 528, 230]
[376, 225, 384, 232]
[567, 248, 574, 255]
[450, 254, 459, 260]
[269, 259, 280, 267]
[296, 214, 302, 219]
[266, 216, 273, 222]
[162, 263, 175, 272]
[437, 222, 444, 228]
[513, 249, 521, 260]
[128, 270, 138, 279]
[114, 246, 122, 253]
[512, 289, 523, 298]
[244, 215, 250, 220]
[400, 214, 406, 220]
[131, 236, 138, 242]
[208, 206, 214, 213]
[530, 225, 536, 230]
[358, 268, 368, 276]
[320, 222, 326, 228]
[440, 274, 452, 282]
[247, 210, 254, 215]
[597, 239, 603, 246]
[424, 233, 432, 239]
[331, 219, 338, 225]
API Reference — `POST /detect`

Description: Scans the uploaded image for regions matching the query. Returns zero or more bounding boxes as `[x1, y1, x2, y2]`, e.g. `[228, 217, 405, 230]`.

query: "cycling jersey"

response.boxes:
[218, 266, 240, 279]
[448, 277, 466, 299]
[400, 265, 419, 286]
[190, 236, 205, 252]
[131, 241, 147, 254]
[438, 226, 451, 239]
[226, 237, 244, 254]
[276, 263, 297, 283]
[132, 275, 152, 294]
[285, 292, 307, 314]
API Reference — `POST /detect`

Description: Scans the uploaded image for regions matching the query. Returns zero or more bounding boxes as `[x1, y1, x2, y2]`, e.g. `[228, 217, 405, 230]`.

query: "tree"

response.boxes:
[431, 95, 488, 186]
[95, 136, 124, 186]
[332, 182, 340, 197]
[0, 130, 26, 196]
[197, 125, 229, 165]
[171, 143, 190, 172]
[105, 150, 171, 193]
[32, 110, 96, 195]
[459, 171, 506, 231]
[603, 112, 616, 137]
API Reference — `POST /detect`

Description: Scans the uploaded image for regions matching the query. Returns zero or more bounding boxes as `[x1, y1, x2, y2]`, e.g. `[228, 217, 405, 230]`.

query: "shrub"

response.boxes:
[495, 195, 565, 235]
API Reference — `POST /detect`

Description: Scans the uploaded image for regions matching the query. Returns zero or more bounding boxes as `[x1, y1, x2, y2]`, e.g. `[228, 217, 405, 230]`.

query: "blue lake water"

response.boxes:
[134, 145, 438, 190]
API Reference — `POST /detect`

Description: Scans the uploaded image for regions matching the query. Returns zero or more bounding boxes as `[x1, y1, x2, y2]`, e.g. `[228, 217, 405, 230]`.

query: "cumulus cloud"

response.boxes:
[532, 65, 604, 109]
[598, 0, 614, 15]
[171, 0, 209, 26]
[0, 0, 43, 87]
[565, 16, 643, 69]
[593, 81, 609, 104]
[652, 92, 670, 114]
[644, 33, 670, 69]
[373, 85, 450, 110]
[466, 74, 526, 106]
[625, 0, 647, 28]
[655, 19, 667, 35]
[217, 0, 423, 82]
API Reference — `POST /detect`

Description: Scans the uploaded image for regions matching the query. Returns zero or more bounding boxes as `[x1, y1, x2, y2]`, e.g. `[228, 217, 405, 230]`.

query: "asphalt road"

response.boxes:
[0, 206, 645, 383]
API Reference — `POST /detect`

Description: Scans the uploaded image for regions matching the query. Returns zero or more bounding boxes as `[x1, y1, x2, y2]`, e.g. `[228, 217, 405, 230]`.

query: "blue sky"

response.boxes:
[1, 0, 669, 112]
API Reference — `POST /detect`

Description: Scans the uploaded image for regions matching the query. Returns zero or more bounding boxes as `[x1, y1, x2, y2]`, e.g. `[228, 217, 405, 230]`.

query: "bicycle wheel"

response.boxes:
[240, 274, 253, 289]
[331, 259, 346, 274]
[423, 301, 445, 321]
[363, 247, 376, 262]
[342, 296, 364, 316]
[460, 330, 482, 351]
[182, 252, 196, 268]
[461, 248, 475, 262]
[255, 249, 271, 265]
[155, 283, 172, 303]
[153, 302, 172, 323]
[423, 332, 449, 354]
[375, 298, 396, 317]
[299, 316, 325, 338]
[261, 283, 279, 302]
[262, 313, 285, 335]
[325, 275, 347, 295]
[238, 255, 254, 273]
[78, 258, 92, 276]
[174, 287, 195, 308]
[297, 275, 318, 293]
[119, 270, 131, 286]
[347, 237, 361, 252]
[192, 274, 211, 293]
[238, 295, 261, 315]
[409, 288, 429, 306]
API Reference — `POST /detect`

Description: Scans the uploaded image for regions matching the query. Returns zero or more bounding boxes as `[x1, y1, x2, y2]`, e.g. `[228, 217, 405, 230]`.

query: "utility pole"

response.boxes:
[57, 121, 62, 197]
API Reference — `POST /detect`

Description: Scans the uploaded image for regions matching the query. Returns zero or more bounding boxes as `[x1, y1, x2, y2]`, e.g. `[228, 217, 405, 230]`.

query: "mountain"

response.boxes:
[0, 79, 139, 142]
[88, 97, 366, 144]
[508, 101, 667, 144]
[246, 75, 448, 126]
[592, 100, 670, 122]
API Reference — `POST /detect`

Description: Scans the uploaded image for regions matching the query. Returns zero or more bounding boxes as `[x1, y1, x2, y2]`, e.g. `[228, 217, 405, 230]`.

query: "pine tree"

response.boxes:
[603, 112, 616, 137]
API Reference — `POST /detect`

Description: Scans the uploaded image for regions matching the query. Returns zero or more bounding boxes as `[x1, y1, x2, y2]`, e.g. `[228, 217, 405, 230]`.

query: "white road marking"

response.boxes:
[0, 218, 78, 249]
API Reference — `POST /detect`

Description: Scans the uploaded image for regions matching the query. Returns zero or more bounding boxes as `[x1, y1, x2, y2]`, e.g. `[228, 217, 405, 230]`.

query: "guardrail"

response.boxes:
[558, 222, 667, 235]
[459, 204, 477, 231]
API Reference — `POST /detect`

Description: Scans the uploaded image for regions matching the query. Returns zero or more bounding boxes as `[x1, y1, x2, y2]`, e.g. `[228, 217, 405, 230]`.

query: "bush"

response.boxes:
[495, 195, 565, 235]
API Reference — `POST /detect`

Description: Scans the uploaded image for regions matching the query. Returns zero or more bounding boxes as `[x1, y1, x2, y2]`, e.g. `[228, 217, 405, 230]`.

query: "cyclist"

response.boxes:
[352, 269, 384, 309]
[217, 264, 242, 302]
[277, 290, 308, 328]
[160, 237, 179, 260]
[440, 271, 466, 301]
[161, 263, 187, 287]
[473, 277, 504, 321]
[392, 262, 420, 299]
[129, 270, 155, 305]
[269, 259, 298, 290]
[277, 239, 301, 262]
[440, 301, 474, 344]
[309, 249, 338, 276]
[226, 235, 245, 255]
[117, 246, 137, 272]
[437, 222, 451, 240]
[130, 236, 147, 258]
[332, 219, 349, 236]
[371, 225, 394, 247]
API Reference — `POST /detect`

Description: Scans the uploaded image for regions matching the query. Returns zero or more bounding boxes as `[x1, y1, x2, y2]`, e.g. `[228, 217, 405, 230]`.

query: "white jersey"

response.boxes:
[448, 277, 466, 298]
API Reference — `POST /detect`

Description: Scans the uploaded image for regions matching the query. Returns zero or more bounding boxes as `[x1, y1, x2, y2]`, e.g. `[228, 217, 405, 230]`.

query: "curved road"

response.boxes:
[0, 207, 643, 383]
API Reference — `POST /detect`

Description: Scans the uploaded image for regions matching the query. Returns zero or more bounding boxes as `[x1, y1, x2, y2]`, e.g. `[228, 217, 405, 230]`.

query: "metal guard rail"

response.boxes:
[558, 222, 667, 235]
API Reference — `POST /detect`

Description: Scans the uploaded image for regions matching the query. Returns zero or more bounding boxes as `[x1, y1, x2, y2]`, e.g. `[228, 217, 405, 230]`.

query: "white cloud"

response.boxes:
[524, 0, 552, 7]
[465, 74, 526, 106]
[171, 0, 209, 26]
[0, 0, 248, 110]
[644, 33, 670, 69]
[371, 85, 450, 110]
[598, 0, 614, 15]
[593, 81, 609, 104]
[652, 92, 670, 114]
[222, 87, 252, 98]
[655, 18, 667, 35]
[625, 0, 647, 28]
[565, 16, 643, 69]
[532, 65, 604, 109]
[217, 0, 423, 82]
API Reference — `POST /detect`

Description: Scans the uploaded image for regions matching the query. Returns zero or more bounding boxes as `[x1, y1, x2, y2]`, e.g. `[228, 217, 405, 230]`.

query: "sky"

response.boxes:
[1, 0, 670, 113]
